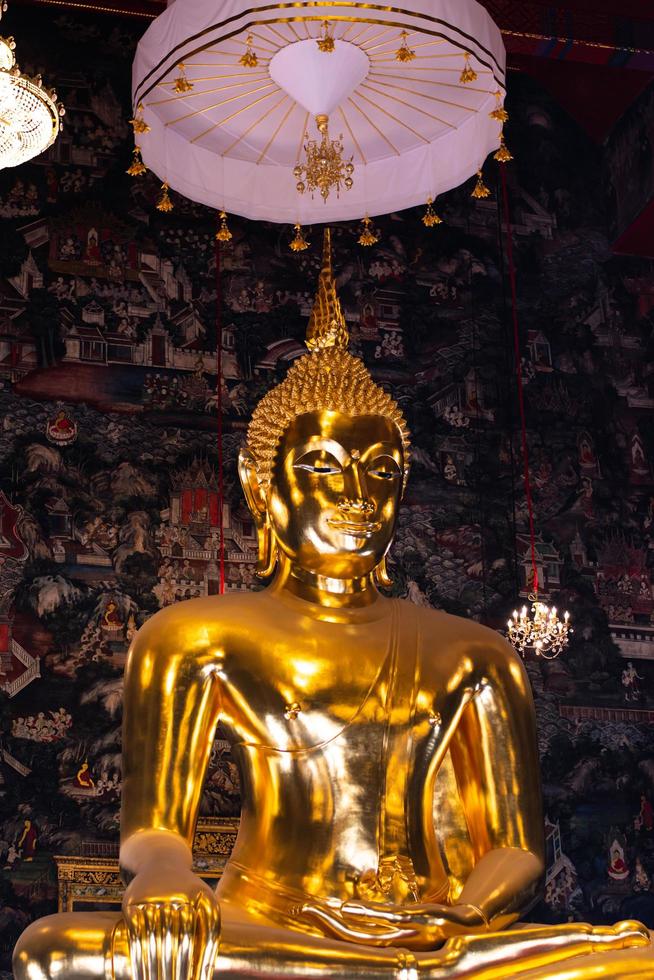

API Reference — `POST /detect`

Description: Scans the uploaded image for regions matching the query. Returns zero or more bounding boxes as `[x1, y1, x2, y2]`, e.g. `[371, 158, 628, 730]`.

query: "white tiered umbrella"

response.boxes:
[132, 0, 506, 223]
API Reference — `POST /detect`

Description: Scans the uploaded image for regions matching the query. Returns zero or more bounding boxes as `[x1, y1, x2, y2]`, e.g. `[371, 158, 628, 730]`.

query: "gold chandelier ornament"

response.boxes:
[394, 30, 415, 63]
[215, 209, 233, 242]
[317, 19, 335, 53]
[290, 223, 309, 251]
[0, 7, 64, 170]
[471, 169, 491, 199]
[460, 51, 478, 84]
[239, 33, 258, 68]
[507, 596, 571, 660]
[422, 197, 442, 227]
[293, 114, 353, 203]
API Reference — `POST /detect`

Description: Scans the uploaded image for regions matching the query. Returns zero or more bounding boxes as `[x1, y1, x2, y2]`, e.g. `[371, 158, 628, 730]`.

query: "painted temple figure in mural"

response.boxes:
[14, 234, 654, 980]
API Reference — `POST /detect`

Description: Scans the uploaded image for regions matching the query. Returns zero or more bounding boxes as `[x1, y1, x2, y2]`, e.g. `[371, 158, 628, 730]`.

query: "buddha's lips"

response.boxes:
[327, 518, 381, 537]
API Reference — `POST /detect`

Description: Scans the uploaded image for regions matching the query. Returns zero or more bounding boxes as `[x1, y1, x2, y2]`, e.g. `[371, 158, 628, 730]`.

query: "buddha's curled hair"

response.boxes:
[246, 347, 411, 488]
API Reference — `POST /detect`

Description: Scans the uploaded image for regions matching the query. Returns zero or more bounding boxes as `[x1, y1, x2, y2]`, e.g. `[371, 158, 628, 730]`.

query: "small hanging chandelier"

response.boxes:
[508, 598, 571, 660]
[0, 4, 64, 170]
[293, 114, 353, 203]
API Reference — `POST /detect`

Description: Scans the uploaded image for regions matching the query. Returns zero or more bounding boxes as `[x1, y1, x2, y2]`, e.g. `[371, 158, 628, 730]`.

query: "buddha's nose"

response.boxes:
[338, 497, 375, 517]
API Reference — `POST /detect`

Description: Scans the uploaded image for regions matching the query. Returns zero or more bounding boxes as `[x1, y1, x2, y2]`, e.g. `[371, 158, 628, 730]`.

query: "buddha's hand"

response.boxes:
[122, 862, 221, 980]
[300, 899, 485, 950]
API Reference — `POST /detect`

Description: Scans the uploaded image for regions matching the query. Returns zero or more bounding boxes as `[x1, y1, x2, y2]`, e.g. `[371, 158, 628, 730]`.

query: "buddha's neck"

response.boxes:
[268, 553, 380, 610]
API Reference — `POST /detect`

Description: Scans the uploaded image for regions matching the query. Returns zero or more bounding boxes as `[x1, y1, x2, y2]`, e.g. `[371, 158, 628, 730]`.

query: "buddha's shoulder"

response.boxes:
[132, 591, 266, 646]
[408, 601, 521, 668]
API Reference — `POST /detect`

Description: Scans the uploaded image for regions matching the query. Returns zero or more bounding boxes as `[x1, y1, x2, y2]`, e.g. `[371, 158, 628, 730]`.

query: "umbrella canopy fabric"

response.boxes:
[133, 0, 506, 223]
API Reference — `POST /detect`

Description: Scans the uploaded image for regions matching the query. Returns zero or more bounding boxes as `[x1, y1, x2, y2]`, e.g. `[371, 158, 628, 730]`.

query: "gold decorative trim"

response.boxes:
[133, 4, 505, 106]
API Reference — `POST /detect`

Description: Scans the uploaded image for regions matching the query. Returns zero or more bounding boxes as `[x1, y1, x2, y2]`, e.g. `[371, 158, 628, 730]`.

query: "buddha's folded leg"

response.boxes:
[420, 921, 653, 980]
[13, 909, 653, 980]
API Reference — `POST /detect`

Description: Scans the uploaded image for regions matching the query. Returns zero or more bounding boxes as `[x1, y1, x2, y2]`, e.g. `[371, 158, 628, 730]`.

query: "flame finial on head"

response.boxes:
[306, 228, 349, 352]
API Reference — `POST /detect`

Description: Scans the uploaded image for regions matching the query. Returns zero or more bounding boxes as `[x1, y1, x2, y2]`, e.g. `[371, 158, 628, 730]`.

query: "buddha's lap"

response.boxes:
[13, 908, 654, 980]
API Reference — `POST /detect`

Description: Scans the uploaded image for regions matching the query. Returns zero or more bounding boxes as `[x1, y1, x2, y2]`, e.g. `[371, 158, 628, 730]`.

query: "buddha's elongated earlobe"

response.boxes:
[239, 446, 278, 577]
[373, 555, 392, 588]
[256, 518, 279, 578]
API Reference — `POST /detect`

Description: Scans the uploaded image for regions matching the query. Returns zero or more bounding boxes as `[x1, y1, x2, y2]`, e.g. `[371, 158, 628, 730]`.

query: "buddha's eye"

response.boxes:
[368, 456, 401, 481]
[294, 451, 341, 475]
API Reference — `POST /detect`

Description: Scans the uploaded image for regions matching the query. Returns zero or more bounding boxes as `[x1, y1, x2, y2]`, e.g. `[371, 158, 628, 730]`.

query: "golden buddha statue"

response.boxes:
[14, 232, 654, 980]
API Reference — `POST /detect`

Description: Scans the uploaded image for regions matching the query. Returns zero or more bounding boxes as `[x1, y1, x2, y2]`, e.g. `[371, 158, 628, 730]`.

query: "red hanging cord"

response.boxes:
[215, 227, 225, 595]
[500, 165, 539, 596]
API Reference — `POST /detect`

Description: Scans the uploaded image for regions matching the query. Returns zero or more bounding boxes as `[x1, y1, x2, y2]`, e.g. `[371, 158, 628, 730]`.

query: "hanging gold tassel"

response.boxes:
[239, 33, 258, 68]
[127, 145, 147, 177]
[317, 19, 335, 53]
[130, 102, 150, 134]
[422, 197, 442, 227]
[215, 210, 233, 243]
[459, 52, 477, 84]
[173, 63, 193, 94]
[394, 30, 415, 63]
[490, 90, 509, 123]
[290, 223, 309, 252]
[494, 134, 513, 163]
[156, 182, 174, 212]
[358, 215, 379, 246]
[471, 170, 491, 199]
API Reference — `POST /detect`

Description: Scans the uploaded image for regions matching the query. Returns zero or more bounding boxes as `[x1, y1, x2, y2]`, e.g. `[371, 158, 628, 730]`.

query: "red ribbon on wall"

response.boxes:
[500, 165, 539, 596]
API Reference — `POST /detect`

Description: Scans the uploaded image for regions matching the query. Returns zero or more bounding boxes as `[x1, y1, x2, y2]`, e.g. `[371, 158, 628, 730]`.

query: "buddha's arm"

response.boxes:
[447, 642, 545, 929]
[119, 610, 222, 980]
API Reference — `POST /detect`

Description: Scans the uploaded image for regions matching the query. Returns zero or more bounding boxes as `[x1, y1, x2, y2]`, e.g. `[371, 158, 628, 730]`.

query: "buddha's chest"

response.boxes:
[221, 623, 462, 759]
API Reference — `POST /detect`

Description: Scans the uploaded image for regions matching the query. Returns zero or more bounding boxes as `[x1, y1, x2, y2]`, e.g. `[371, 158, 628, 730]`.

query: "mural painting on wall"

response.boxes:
[2, 7, 654, 968]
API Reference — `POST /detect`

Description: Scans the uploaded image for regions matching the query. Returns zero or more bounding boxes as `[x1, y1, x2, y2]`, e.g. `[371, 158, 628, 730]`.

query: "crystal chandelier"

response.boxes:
[507, 597, 571, 660]
[0, 6, 64, 169]
[293, 114, 353, 203]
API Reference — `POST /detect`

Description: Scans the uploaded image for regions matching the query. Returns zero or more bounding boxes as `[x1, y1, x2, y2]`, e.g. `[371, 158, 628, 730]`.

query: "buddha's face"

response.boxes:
[265, 411, 404, 579]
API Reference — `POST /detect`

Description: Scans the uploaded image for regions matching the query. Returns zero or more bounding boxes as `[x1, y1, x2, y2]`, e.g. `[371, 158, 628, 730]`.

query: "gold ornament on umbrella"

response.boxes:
[422, 197, 442, 227]
[357, 215, 379, 247]
[156, 182, 174, 212]
[127, 145, 147, 177]
[173, 63, 193, 94]
[317, 19, 335, 53]
[215, 210, 233, 242]
[293, 114, 354, 203]
[471, 170, 490, 199]
[490, 90, 509, 123]
[239, 33, 258, 68]
[130, 102, 150, 134]
[494, 133, 513, 163]
[290, 224, 309, 252]
[459, 51, 478, 84]
[395, 31, 415, 63]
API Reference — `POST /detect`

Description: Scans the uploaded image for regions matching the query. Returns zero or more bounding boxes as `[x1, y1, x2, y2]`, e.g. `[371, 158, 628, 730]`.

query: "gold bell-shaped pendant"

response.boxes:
[358, 215, 379, 247]
[471, 170, 491, 199]
[130, 102, 150, 135]
[422, 197, 442, 228]
[127, 145, 147, 177]
[490, 90, 509, 123]
[494, 134, 513, 163]
[216, 210, 233, 243]
[173, 63, 193, 94]
[290, 223, 309, 252]
[156, 182, 174, 212]
[239, 33, 258, 68]
[460, 52, 477, 84]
